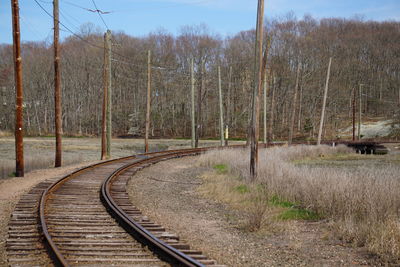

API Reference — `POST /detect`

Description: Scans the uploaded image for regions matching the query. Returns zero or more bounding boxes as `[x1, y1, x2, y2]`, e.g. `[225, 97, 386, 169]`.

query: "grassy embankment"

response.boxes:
[198, 145, 400, 262]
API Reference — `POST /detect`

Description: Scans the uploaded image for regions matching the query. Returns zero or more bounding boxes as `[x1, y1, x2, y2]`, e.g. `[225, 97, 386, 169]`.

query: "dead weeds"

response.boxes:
[198, 145, 400, 263]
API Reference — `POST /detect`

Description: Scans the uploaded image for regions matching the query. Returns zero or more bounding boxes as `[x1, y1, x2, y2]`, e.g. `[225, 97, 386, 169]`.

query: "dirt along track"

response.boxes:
[6, 148, 226, 266]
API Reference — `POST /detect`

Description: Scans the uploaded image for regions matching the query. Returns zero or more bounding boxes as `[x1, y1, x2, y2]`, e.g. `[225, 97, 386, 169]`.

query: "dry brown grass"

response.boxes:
[198, 145, 400, 262]
[0, 131, 12, 138]
[0, 154, 84, 179]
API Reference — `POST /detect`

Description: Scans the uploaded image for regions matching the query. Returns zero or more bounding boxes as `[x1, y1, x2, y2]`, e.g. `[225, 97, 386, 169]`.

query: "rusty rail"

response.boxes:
[101, 149, 207, 267]
[38, 147, 222, 266]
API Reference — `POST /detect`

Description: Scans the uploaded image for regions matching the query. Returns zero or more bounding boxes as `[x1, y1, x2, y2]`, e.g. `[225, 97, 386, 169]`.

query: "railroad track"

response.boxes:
[6, 147, 228, 267]
[6, 141, 391, 266]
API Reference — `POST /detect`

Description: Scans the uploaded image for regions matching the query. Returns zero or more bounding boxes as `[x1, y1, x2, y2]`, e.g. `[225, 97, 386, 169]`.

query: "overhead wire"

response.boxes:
[33, 0, 259, 78]
[32, 0, 178, 72]
[61, 0, 113, 14]
[32, 0, 325, 90]
[33, 0, 105, 50]
[90, 0, 109, 30]
[110, 0, 214, 13]
[59, 9, 82, 33]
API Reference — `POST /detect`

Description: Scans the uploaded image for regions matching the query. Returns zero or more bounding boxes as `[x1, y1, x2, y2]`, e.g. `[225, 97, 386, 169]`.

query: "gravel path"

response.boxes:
[127, 156, 379, 266]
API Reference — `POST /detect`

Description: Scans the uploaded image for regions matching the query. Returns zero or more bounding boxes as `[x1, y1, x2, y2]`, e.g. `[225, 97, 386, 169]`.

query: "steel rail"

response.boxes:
[38, 146, 226, 266]
[39, 154, 139, 266]
[101, 149, 207, 267]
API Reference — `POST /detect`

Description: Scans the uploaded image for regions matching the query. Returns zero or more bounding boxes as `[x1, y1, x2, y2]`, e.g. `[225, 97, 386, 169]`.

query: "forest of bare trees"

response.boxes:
[1, 15, 399, 140]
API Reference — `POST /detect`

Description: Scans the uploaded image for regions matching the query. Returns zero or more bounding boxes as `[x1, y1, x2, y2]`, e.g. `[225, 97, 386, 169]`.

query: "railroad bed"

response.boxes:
[6, 148, 226, 267]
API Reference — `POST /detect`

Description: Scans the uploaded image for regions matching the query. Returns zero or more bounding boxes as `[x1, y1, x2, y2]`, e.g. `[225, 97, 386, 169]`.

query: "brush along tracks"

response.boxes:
[7, 148, 227, 266]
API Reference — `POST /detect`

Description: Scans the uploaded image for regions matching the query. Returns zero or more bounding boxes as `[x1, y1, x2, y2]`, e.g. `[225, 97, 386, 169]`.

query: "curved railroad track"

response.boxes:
[6, 140, 391, 266]
[6, 147, 229, 267]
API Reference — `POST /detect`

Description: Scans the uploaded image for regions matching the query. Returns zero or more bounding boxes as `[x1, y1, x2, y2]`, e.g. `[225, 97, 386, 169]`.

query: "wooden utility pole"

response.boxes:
[53, 0, 62, 167]
[145, 50, 151, 153]
[101, 31, 109, 160]
[317, 57, 332, 145]
[352, 88, 356, 141]
[226, 66, 232, 146]
[218, 66, 224, 146]
[250, 0, 264, 180]
[195, 60, 204, 148]
[263, 70, 268, 144]
[267, 75, 276, 144]
[101, 30, 112, 159]
[11, 0, 24, 177]
[288, 63, 301, 145]
[297, 84, 303, 132]
[358, 83, 362, 140]
[106, 30, 112, 158]
[190, 58, 195, 148]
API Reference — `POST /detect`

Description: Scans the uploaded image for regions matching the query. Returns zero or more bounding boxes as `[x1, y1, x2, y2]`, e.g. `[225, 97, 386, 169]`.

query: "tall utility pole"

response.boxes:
[267, 75, 276, 144]
[218, 66, 224, 146]
[11, 0, 24, 177]
[288, 64, 301, 145]
[261, 37, 271, 145]
[263, 69, 268, 144]
[195, 60, 205, 148]
[250, 0, 264, 180]
[317, 57, 332, 145]
[145, 50, 151, 153]
[106, 30, 112, 158]
[101, 31, 109, 160]
[352, 88, 356, 141]
[53, 0, 62, 167]
[101, 30, 111, 159]
[226, 66, 232, 146]
[358, 83, 362, 140]
[190, 58, 195, 148]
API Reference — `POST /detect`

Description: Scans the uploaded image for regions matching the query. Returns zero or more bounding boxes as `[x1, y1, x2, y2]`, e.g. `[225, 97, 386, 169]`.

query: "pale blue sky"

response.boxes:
[1, 0, 399, 44]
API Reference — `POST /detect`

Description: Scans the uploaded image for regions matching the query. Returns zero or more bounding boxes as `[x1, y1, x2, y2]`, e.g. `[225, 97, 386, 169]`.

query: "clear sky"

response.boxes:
[1, 0, 399, 44]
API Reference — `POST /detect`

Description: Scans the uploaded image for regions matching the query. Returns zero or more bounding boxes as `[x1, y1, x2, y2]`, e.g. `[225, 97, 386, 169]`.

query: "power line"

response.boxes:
[61, 0, 112, 14]
[35, 1, 257, 74]
[111, 0, 214, 13]
[31, 0, 307, 86]
[33, 0, 105, 50]
[59, 9, 81, 33]
[90, 0, 109, 30]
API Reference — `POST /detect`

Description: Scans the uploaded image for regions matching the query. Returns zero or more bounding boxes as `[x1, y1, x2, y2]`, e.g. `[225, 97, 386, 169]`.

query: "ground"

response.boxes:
[0, 137, 239, 265]
[0, 137, 394, 266]
[127, 156, 379, 266]
[340, 119, 399, 139]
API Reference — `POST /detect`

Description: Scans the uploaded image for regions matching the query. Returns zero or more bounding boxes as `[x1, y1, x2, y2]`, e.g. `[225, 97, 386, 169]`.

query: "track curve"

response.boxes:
[102, 149, 218, 266]
[40, 156, 165, 266]
[38, 148, 226, 266]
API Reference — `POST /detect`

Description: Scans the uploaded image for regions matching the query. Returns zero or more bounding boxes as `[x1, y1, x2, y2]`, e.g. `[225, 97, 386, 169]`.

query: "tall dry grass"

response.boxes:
[0, 131, 12, 137]
[0, 154, 84, 179]
[198, 145, 400, 262]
